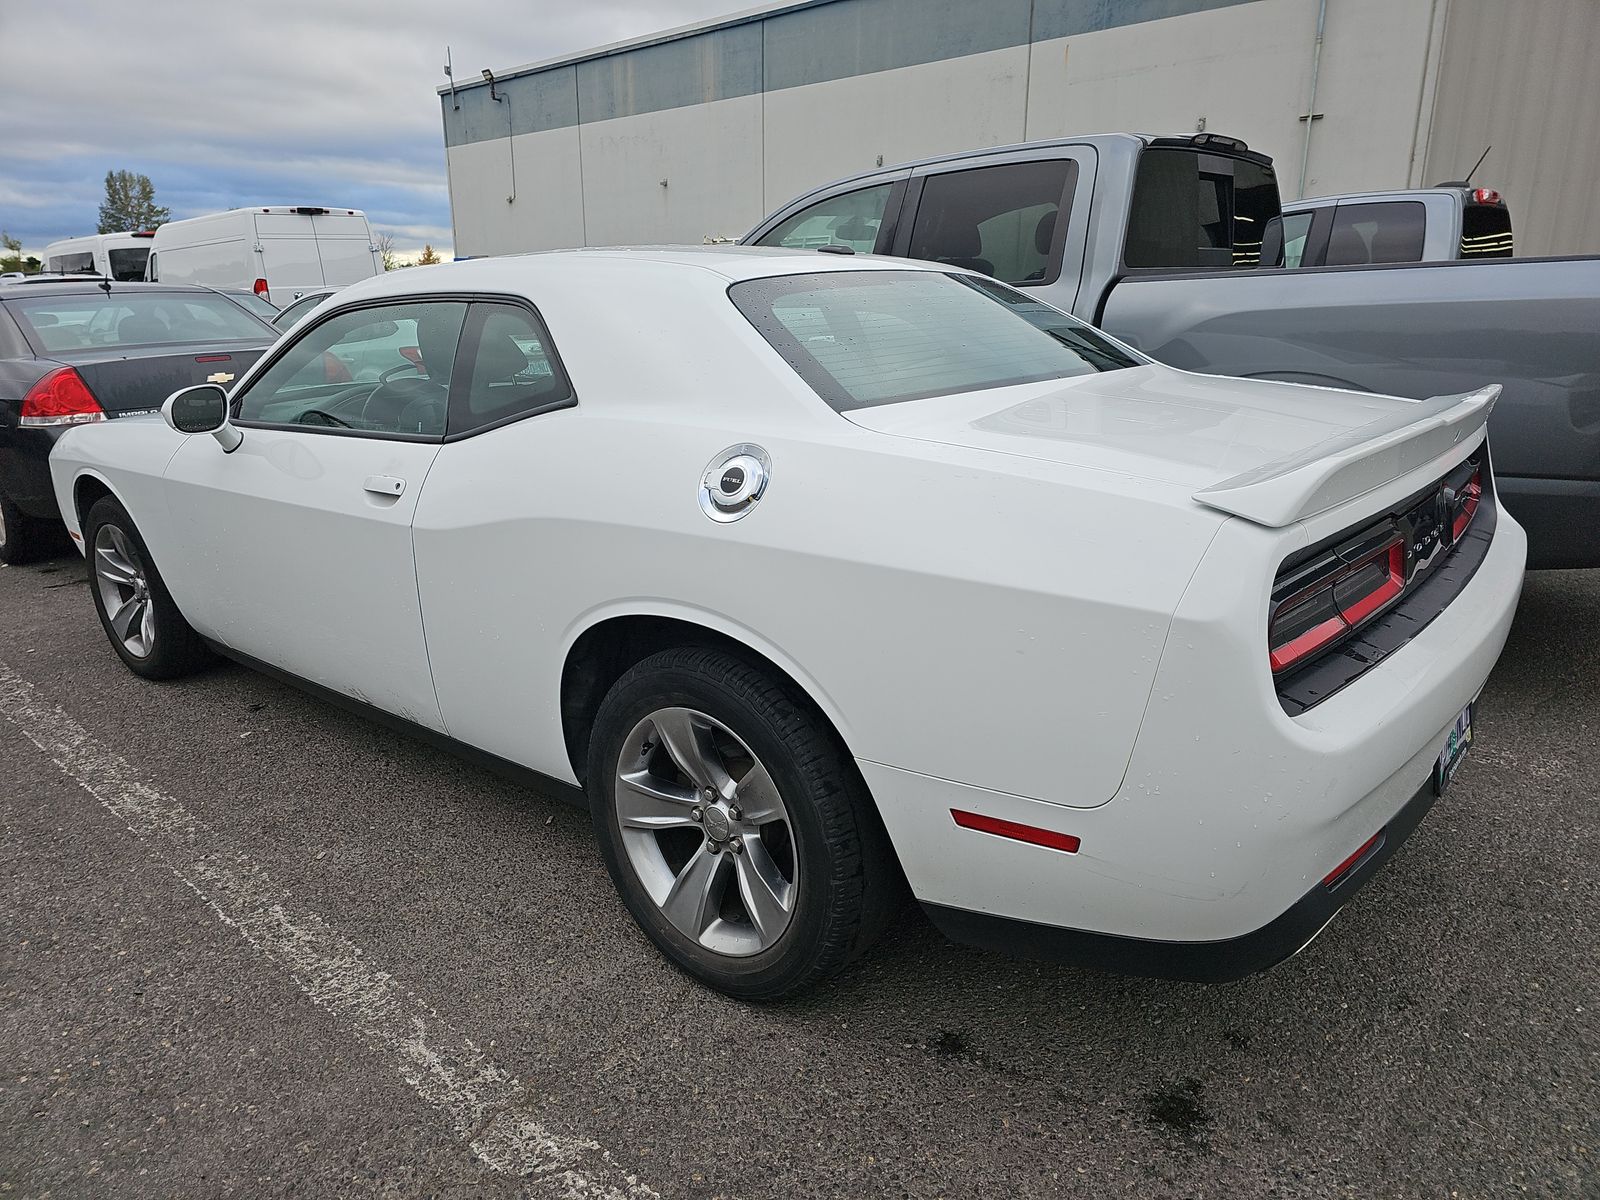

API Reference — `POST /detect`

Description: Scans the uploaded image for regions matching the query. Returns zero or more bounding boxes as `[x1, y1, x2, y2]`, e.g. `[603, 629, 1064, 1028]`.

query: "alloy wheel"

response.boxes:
[614, 706, 798, 956]
[93, 524, 156, 658]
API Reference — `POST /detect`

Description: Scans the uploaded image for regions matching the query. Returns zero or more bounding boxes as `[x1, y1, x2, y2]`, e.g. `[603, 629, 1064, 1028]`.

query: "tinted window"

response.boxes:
[48, 252, 96, 274]
[1272, 211, 1315, 268]
[229, 291, 281, 320]
[1125, 150, 1280, 269]
[730, 269, 1139, 412]
[1460, 204, 1513, 258]
[1326, 202, 1425, 265]
[236, 301, 467, 437]
[9, 292, 269, 352]
[756, 184, 894, 253]
[272, 293, 324, 328]
[907, 160, 1074, 285]
[107, 247, 149, 281]
[450, 303, 573, 435]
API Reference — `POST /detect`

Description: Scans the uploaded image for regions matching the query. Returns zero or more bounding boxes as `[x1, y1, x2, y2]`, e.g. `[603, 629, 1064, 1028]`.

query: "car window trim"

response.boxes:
[444, 298, 578, 442]
[230, 290, 491, 442]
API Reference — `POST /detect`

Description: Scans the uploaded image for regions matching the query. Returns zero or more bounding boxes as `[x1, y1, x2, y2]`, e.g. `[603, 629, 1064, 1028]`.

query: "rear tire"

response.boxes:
[587, 646, 902, 1000]
[83, 496, 211, 680]
[0, 489, 41, 565]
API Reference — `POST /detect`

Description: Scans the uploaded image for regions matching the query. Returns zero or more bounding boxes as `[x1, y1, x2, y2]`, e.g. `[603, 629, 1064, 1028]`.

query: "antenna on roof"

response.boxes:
[1463, 145, 1491, 185]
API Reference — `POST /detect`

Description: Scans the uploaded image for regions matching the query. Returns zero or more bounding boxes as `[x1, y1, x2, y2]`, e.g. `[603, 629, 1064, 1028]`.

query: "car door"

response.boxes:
[161, 297, 468, 731]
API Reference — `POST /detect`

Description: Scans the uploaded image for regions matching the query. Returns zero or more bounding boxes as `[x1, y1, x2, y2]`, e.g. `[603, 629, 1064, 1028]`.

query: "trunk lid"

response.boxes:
[844, 365, 1498, 527]
[63, 344, 269, 416]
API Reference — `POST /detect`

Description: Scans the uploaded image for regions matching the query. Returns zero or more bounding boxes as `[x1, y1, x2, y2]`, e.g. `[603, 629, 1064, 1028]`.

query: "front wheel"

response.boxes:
[587, 647, 901, 1000]
[84, 495, 211, 680]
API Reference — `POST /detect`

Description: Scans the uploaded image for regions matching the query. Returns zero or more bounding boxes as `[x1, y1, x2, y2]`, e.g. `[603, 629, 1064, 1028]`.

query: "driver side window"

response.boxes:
[236, 300, 468, 438]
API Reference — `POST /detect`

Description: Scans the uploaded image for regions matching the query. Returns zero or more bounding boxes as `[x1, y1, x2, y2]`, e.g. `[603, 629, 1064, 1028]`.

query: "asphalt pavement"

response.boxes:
[2, 548, 1594, 1199]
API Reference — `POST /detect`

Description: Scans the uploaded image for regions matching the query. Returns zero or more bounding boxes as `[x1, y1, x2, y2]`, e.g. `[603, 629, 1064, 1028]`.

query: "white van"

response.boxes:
[144, 207, 384, 304]
[43, 231, 155, 281]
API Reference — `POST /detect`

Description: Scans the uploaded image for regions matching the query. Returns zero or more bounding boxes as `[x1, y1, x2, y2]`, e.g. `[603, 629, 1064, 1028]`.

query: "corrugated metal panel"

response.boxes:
[443, 66, 578, 148]
[1031, 0, 1260, 40]
[1423, 0, 1600, 255]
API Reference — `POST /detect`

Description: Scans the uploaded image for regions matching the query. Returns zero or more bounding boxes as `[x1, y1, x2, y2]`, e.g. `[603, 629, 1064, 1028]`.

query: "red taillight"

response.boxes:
[19, 367, 107, 427]
[951, 809, 1081, 854]
[1471, 188, 1502, 205]
[1269, 535, 1404, 674]
[1452, 468, 1483, 541]
[253, 277, 270, 299]
[1323, 831, 1383, 887]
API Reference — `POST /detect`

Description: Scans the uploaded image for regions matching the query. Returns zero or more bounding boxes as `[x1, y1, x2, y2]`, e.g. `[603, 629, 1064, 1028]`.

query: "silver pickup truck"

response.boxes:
[744, 133, 1599, 568]
[1275, 185, 1514, 268]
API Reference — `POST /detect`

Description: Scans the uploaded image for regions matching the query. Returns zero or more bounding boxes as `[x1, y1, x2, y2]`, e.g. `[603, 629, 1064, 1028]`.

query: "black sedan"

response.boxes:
[0, 280, 276, 562]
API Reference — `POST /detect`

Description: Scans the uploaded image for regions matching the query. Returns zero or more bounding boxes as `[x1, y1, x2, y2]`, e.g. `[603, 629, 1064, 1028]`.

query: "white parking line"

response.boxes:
[0, 663, 658, 1200]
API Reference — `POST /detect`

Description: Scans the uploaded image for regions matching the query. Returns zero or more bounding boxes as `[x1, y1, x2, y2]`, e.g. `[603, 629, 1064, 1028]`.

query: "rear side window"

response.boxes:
[8, 293, 270, 352]
[449, 303, 573, 436]
[48, 252, 96, 274]
[756, 184, 895, 253]
[907, 160, 1075, 285]
[730, 269, 1138, 412]
[1460, 204, 1513, 258]
[1125, 150, 1279, 269]
[1326, 202, 1425, 265]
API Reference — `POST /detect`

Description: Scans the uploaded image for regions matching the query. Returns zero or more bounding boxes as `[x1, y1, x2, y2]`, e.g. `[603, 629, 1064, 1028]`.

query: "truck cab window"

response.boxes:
[1326, 202, 1426, 265]
[1125, 149, 1279, 270]
[907, 160, 1074, 286]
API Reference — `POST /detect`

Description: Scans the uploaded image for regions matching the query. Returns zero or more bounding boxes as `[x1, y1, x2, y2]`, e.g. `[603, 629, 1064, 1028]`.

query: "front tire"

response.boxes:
[83, 496, 211, 680]
[587, 647, 900, 1000]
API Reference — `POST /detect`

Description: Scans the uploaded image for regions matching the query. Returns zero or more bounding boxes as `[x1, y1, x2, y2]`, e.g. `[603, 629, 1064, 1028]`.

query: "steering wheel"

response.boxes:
[379, 361, 422, 385]
[296, 408, 353, 428]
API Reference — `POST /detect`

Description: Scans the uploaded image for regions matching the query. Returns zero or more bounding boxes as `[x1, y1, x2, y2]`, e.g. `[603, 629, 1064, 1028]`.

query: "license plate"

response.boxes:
[1434, 703, 1475, 794]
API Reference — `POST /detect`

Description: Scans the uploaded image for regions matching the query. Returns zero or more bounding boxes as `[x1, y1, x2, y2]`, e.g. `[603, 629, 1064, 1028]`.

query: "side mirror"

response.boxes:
[162, 384, 242, 452]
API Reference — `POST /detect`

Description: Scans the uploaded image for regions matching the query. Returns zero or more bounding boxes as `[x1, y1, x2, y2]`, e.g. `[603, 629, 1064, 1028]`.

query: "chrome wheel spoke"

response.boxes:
[734, 835, 793, 940]
[650, 708, 733, 796]
[616, 769, 700, 830]
[139, 603, 156, 653]
[735, 762, 784, 824]
[109, 595, 144, 640]
[661, 847, 729, 941]
[94, 545, 137, 586]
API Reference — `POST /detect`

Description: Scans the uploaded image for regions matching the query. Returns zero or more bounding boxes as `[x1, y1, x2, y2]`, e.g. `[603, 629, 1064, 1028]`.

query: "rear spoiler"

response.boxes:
[1192, 385, 1500, 528]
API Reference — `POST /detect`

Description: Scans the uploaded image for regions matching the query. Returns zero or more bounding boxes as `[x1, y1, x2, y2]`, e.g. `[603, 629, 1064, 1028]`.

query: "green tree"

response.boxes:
[97, 170, 170, 233]
[0, 231, 33, 274]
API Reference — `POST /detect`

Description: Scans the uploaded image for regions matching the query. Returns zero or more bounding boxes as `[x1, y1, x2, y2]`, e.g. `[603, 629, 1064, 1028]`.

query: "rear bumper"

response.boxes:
[1496, 476, 1600, 569]
[0, 427, 65, 520]
[924, 776, 1436, 982]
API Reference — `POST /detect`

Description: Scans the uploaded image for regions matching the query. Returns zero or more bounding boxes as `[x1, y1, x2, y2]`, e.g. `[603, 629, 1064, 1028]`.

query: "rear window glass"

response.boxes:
[9, 292, 270, 352]
[1125, 149, 1280, 269]
[730, 269, 1140, 412]
[107, 247, 150, 281]
[1326, 202, 1425, 265]
[1460, 204, 1513, 258]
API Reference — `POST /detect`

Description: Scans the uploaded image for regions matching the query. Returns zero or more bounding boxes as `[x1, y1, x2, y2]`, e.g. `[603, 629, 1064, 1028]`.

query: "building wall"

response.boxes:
[441, 0, 1594, 258]
[1423, 0, 1600, 256]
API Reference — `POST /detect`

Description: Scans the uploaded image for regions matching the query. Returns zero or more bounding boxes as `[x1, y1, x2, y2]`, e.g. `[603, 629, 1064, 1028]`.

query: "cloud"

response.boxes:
[0, 0, 745, 257]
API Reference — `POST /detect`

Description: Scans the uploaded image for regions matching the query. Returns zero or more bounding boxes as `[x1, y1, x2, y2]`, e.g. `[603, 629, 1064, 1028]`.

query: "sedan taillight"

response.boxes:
[19, 367, 107, 427]
[1269, 532, 1405, 675]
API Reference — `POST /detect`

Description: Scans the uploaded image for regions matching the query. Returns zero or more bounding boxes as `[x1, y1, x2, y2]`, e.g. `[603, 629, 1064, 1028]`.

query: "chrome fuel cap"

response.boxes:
[700, 444, 770, 522]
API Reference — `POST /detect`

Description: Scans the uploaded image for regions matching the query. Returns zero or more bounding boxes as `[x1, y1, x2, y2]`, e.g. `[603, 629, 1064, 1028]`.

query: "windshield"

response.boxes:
[9, 292, 271, 353]
[729, 269, 1141, 412]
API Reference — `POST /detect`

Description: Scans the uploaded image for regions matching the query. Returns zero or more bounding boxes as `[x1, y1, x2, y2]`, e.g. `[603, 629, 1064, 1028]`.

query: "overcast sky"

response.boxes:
[0, 0, 746, 260]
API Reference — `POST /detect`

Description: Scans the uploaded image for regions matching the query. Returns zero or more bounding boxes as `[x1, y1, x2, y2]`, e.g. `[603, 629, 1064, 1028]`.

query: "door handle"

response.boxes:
[363, 475, 405, 497]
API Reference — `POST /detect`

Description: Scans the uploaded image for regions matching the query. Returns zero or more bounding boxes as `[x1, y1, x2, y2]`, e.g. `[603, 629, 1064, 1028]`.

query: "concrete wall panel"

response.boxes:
[447, 127, 585, 257]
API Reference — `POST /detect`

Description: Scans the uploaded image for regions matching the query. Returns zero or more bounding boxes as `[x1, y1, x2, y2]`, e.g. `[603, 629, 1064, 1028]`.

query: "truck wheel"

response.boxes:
[84, 496, 211, 680]
[587, 646, 901, 1000]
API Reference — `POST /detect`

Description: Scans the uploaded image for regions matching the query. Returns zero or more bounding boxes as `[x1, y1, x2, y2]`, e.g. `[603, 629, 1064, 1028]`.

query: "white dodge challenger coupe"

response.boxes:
[49, 248, 1525, 998]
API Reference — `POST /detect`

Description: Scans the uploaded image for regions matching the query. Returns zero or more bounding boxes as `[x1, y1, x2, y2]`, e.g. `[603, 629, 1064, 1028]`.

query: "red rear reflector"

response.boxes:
[1323, 831, 1382, 887]
[253, 277, 270, 298]
[194, 354, 232, 364]
[951, 810, 1080, 854]
[20, 367, 107, 427]
[1472, 188, 1502, 205]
